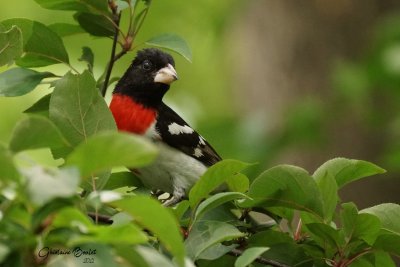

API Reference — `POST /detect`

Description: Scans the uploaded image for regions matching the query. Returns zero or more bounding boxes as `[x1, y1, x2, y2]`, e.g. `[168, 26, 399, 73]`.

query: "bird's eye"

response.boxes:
[142, 60, 152, 70]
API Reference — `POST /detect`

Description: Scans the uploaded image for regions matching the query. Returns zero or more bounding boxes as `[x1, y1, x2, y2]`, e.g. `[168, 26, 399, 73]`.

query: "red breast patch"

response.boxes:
[110, 93, 157, 134]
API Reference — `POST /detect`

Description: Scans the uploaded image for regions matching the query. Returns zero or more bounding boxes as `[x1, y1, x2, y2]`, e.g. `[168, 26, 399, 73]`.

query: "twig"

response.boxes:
[134, 6, 150, 36]
[66, 62, 80, 74]
[343, 248, 373, 267]
[239, 208, 251, 221]
[229, 248, 291, 267]
[294, 218, 302, 241]
[127, 0, 134, 36]
[88, 212, 113, 224]
[90, 174, 99, 224]
[101, 11, 121, 97]
[114, 49, 128, 62]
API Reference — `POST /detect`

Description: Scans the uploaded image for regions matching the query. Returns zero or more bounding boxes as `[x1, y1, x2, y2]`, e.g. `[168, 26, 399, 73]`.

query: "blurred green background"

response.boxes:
[1, 0, 400, 208]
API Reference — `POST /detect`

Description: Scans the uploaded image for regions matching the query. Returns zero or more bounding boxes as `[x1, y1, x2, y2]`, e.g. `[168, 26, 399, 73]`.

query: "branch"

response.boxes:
[101, 9, 121, 97]
[114, 49, 128, 62]
[229, 248, 291, 267]
[100, 1, 152, 96]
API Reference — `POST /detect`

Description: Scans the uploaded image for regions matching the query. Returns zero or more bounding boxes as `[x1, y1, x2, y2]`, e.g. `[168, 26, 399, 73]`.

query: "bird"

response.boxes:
[109, 48, 221, 206]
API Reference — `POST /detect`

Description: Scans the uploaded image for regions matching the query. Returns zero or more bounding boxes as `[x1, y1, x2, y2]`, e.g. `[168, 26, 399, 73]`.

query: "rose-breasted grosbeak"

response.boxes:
[110, 48, 221, 206]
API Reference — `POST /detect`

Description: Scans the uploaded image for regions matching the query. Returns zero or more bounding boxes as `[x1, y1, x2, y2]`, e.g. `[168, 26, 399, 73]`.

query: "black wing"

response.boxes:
[155, 102, 221, 167]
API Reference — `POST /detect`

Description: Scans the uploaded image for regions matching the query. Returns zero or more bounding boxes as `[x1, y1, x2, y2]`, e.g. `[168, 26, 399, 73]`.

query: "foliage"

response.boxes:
[331, 14, 400, 173]
[0, 1, 399, 267]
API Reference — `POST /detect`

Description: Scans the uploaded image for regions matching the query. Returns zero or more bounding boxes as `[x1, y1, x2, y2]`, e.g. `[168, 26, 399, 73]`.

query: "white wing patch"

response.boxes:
[168, 122, 194, 135]
[193, 147, 203, 158]
[199, 136, 206, 146]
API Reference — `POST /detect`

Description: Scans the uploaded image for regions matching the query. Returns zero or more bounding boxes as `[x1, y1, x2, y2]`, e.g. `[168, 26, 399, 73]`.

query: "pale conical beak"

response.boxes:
[154, 64, 178, 85]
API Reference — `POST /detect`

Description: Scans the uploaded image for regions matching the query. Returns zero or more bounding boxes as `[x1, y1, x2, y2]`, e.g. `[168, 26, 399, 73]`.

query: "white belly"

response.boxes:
[137, 142, 207, 196]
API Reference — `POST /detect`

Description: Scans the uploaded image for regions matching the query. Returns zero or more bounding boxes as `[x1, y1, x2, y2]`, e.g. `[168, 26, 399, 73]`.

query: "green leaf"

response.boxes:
[24, 93, 51, 116]
[0, 144, 20, 184]
[74, 12, 115, 37]
[198, 243, 236, 260]
[110, 196, 185, 266]
[133, 8, 147, 32]
[114, 245, 149, 267]
[248, 230, 293, 247]
[32, 198, 72, 231]
[242, 165, 324, 218]
[300, 210, 322, 225]
[185, 221, 244, 260]
[341, 202, 381, 245]
[66, 132, 157, 177]
[313, 171, 338, 222]
[0, 68, 54, 97]
[141, 0, 151, 6]
[34, 0, 109, 14]
[103, 171, 144, 190]
[78, 46, 94, 72]
[48, 23, 84, 37]
[341, 202, 358, 237]
[2, 203, 31, 229]
[0, 25, 22, 66]
[88, 170, 111, 191]
[194, 192, 249, 223]
[306, 223, 341, 250]
[23, 166, 80, 206]
[2, 19, 70, 67]
[349, 257, 374, 267]
[46, 244, 118, 267]
[115, 0, 130, 12]
[172, 200, 190, 224]
[110, 212, 133, 226]
[373, 233, 400, 255]
[71, 224, 148, 246]
[52, 207, 92, 229]
[234, 247, 270, 267]
[197, 204, 239, 225]
[132, 246, 177, 267]
[0, 243, 10, 263]
[146, 34, 192, 62]
[374, 251, 396, 267]
[226, 173, 249, 193]
[313, 158, 386, 188]
[49, 71, 116, 156]
[197, 255, 236, 267]
[85, 188, 123, 210]
[113, 245, 150, 267]
[361, 203, 400, 235]
[189, 159, 251, 208]
[9, 115, 70, 152]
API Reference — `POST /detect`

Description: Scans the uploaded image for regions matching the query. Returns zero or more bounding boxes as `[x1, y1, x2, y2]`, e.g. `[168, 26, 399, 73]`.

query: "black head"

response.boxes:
[113, 48, 178, 107]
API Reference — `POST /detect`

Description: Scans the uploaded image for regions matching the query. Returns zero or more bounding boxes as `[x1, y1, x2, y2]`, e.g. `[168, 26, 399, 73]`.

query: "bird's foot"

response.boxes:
[151, 189, 166, 198]
[162, 187, 185, 207]
[162, 195, 183, 207]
